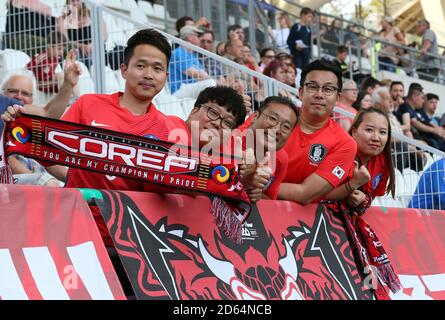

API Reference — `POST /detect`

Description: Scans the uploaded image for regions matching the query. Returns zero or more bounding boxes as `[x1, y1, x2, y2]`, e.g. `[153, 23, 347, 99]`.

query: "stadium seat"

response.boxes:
[130, 10, 149, 25]
[153, 3, 169, 19]
[0, 49, 31, 82]
[401, 168, 420, 206]
[138, 1, 155, 16]
[153, 87, 189, 119]
[75, 61, 95, 96]
[106, 0, 123, 10]
[122, 0, 138, 10]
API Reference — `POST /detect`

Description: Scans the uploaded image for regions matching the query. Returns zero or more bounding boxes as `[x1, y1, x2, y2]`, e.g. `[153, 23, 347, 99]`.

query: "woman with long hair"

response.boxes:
[326, 108, 395, 210]
[352, 91, 373, 111]
[325, 108, 402, 298]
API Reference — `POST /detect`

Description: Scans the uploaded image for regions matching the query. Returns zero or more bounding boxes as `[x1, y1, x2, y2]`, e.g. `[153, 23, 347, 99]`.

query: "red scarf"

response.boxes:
[4, 114, 251, 242]
[326, 200, 402, 300]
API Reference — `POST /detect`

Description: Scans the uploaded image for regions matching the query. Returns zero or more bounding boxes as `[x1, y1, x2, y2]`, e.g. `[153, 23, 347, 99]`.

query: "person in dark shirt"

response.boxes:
[287, 7, 314, 70]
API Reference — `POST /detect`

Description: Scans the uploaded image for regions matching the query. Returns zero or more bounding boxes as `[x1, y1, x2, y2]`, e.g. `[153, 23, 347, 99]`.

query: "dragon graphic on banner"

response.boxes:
[94, 191, 374, 300]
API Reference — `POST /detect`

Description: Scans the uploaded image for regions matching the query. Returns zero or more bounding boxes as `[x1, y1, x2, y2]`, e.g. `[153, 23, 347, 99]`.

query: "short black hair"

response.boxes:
[194, 86, 246, 128]
[175, 16, 193, 33]
[336, 45, 348, 54]
[260, 47, 275, 58]
[227, 24, 243, 38]
[258, 96, 299, 121]
[124, 29, 172, 67]
[300, 7, 314, 16]
[201, 30, 215, 40]
[300, 59, 343, 92]
[360, 76, 382, 92]
[408, 82, 423, 92]
[407, 87, 424, 99]
[390, 81, 404, 90]
[426, 93, 439, 101]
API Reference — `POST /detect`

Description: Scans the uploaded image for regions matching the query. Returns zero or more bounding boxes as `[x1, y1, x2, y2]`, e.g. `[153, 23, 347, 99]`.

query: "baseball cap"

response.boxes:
[179, 25, 204, 38]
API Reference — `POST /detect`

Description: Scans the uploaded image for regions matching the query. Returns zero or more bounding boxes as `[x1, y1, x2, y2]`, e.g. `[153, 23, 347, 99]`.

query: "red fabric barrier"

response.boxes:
[0, 185, 125, 300]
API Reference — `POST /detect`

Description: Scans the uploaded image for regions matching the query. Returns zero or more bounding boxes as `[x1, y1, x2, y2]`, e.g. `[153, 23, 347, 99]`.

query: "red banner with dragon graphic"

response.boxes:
[93, 191, 445, 300]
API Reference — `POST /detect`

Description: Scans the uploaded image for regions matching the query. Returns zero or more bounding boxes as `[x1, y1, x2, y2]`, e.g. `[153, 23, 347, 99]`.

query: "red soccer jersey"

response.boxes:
[62, 92, 175, 191]
[283, 119, 357, 198]
[167, 115, 191, 145]
[360, 153, 389, 199]
[27, 52, 60, 93]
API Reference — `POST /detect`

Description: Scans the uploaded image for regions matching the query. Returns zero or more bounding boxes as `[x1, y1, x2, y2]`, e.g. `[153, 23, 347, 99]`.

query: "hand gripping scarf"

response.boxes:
[4, 114, 251, 243]
[324, 199, 402, 300]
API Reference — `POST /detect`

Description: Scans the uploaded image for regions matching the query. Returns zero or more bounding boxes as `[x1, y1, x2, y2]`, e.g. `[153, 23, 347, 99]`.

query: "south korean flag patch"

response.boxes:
[332, 166, 345, 179]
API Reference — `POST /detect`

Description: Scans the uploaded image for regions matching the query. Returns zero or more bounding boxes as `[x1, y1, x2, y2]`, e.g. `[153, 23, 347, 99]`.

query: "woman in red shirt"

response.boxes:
[326, 108, 395, 212]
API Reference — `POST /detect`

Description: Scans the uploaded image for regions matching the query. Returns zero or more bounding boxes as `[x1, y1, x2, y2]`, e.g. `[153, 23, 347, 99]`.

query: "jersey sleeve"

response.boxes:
[314, 137, 357, 188]
[263, 150, 288, 200]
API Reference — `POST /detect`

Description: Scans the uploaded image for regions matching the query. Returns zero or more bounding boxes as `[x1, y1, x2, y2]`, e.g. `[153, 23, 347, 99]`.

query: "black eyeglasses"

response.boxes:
[201, 105, 236, 129]
[304, 83, 338, 96]
[260, 112, 295, 134]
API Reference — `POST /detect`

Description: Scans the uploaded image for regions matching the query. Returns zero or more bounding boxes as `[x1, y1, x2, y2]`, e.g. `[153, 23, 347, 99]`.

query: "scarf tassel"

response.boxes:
[377, 263, 402, 293]
[210, 197, 243, 244]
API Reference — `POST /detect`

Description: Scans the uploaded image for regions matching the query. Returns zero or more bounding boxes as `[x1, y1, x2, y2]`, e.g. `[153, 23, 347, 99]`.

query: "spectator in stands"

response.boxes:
[199, 30, 223, 77]
[242, 43, 259, 72]
[416, 19, 440, 82]
[27, 31, 67, 95]
[1, 50, 81, 185]
[352, 91, 373, 111]
[59, 0, 108, 70]
[344, 24, 361, 52]
[228, 24, 245, 42]
[422, 93, 441, 127]
[269, 12, 291, 53]
[398, 86, 445, 151]
[221, 38, 256, 99]
[321, 19, 341, 56]
[216, 41, 226, 56]
[326, 108, 395, 209]
[409, 158, 445, 210]
[258, 48, 276, 73]
[167, 86, 246, 149]
[237, 96, 299, 202]
[263, 60, 295, 101]
[277, 52, 293, 65]
[243, 18, 268, 53]
[390, 81, 405, 113]
[360, 76, 381, 95]
[285, 62, 297, 89]
[169, 26, 214, 98]
[335, 79, 358, 131]
[175, 16, 194, 36]
[3, 0, 58, 57]
[278, 59, 357, 204]
[287, 7, 314, 70]
[377, 86, 425, 173]
[333, 45, 350, 78]
[223, 38, 246, 65]
[377, 16, 405, 72]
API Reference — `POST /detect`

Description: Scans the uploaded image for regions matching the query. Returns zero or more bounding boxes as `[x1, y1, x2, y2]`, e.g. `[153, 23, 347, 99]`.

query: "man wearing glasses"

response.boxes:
[237, 96, 299, 202]
[278, 60, 357, 205]
[167, 86, 246, 150]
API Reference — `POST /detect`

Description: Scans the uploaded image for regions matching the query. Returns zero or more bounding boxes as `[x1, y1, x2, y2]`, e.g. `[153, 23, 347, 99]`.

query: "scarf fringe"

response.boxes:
[210, 197, 243, 244]
[377, 263, 402, 293]
[0, 165, 14, 184]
